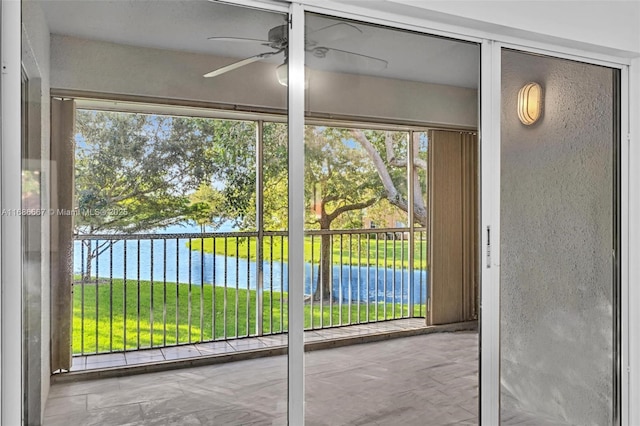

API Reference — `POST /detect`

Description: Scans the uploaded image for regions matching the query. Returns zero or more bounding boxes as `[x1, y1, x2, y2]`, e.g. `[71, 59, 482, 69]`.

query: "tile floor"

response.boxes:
[45, 330, 479, 425]
[68, 319, 439, 372]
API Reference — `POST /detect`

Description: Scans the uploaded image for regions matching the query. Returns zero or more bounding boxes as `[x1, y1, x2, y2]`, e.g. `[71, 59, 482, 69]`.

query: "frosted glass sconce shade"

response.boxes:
[517, 82, 543, 125]
[276, 62, 309, 88]
[276, 62, 288, 86]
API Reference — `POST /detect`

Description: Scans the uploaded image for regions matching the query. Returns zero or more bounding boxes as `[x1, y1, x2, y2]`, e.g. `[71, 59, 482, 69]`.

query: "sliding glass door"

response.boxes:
[43, 1, 290, 424]
[301, 12, 480, 424]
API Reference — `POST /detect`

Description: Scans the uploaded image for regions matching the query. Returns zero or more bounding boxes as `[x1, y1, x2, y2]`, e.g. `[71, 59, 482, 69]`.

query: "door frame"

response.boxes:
[1, 1, 25, 425]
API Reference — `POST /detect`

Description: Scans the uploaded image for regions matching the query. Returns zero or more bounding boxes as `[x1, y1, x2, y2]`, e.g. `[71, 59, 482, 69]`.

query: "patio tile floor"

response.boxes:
[45, 328, 479, 425]
[68, 318, 444, 372]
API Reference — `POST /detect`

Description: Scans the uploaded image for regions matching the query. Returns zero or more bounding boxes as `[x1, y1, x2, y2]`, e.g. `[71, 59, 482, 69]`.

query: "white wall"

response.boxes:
[384, 1, 640, 56]
[50, 35, 477, 128]
[21, 0, 51, 421]
[308, 68, 477, 128]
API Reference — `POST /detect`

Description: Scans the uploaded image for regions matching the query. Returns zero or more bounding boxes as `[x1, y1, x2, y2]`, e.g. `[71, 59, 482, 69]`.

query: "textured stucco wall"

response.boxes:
[500, 50, 614, 424]
[50, 35, 477, 127]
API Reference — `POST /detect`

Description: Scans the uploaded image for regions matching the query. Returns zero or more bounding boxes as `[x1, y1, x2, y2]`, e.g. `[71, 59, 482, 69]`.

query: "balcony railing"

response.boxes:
[73, 228, 428, 355]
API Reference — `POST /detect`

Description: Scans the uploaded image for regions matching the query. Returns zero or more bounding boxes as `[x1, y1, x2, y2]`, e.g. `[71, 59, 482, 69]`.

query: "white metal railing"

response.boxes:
[72, 228, 428, 355]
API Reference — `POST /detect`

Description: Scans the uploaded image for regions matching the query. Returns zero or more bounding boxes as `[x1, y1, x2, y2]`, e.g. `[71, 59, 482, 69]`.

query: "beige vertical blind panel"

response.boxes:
[428, 130, 477, 325]
[461, 132, 478, 320]
[50, 98, 75, 371]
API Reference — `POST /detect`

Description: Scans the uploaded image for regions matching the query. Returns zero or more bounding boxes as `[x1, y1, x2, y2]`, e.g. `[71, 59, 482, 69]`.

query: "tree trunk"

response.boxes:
[82, 240, 112, 283]
[83, 241, 94, 283]
[313, 232, 332, 301]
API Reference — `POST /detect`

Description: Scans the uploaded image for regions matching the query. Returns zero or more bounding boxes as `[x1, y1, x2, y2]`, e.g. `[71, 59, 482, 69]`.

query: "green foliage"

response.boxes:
[75, 110, 217, 234]
[75, 111, 266, 234]
[197, 119, 257, 228]
[304, 126, 382, 230]
[261, 122, 289, 230]
[189, 183, 227, 231]
[220, 121, 290, 231]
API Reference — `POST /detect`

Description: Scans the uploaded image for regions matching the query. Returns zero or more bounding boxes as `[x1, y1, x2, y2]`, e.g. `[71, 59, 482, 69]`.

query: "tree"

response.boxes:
[149, 115, 426, 305]
[186, 121, 291, 232]
[223, 122, 289, 231]
[350, 130, 428, 227]
[188, 183, 227, 232]
[185, 123, 428, 302]
[75, 110, 220, 281]
[305, 126, 382, 300]
[261, 122, 290, 230]
[304, 127, 429, 301]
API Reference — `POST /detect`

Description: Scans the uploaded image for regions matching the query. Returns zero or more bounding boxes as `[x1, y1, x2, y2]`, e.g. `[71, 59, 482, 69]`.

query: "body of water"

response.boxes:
[74, 223, 428, 305]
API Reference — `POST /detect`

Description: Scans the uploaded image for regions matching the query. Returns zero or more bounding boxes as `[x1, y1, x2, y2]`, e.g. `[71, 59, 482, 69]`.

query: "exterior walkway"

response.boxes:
[45, 330, 479, 425]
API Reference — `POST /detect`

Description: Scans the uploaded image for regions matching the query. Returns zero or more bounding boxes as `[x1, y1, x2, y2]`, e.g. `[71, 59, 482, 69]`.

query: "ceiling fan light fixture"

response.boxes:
[276, 62, 288, 86]
[276, 61, 309, 88]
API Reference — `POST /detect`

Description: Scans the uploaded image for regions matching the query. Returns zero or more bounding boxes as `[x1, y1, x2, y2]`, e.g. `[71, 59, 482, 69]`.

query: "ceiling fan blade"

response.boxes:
[203, 50, 282, 78]
[207, 36, 271, 45]
[320, 47, 388, 70]
[203, 56, 263, 78]
[306, 22, 362, 44]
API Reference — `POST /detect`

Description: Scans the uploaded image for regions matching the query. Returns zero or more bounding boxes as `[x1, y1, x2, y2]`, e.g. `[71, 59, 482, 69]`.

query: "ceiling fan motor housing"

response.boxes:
[268, 25, 288, 48]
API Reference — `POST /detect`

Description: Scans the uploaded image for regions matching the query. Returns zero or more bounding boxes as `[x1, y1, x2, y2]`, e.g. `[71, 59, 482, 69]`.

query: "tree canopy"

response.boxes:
[75, 110, 213, 234]
[75, 110, 260, 234]
[75, 110, 427, 236]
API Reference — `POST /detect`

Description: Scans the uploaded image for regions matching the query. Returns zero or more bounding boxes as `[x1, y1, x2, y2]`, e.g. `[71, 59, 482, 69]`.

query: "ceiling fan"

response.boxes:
[203, 22, 388, 82]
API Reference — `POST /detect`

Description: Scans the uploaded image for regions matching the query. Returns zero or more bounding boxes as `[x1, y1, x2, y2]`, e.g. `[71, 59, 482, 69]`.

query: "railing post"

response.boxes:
[256, 120, 264, 336]
[408, 131, 416, 318]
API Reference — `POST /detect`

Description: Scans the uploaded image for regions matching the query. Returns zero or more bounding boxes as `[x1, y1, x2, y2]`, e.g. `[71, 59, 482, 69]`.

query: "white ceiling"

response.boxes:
[38, 0, 479, 88]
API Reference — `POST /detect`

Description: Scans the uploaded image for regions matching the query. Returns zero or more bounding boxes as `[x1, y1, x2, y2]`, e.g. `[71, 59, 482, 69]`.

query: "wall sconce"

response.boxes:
[276, 61, 309, 88]
[517, 82, 543, 125]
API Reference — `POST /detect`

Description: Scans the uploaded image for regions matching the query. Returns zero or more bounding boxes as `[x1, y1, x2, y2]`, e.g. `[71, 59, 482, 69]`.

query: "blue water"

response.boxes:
[74, 223, 428, 305]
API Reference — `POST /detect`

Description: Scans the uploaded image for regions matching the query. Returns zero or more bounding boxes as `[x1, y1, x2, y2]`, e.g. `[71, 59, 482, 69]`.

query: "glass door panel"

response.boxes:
[500, 48, 620, 425]
[42, 2, 289, 424]
[303, 12, 480, 424]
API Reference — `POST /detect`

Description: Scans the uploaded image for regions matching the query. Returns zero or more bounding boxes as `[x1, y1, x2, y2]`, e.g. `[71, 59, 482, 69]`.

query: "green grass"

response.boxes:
[188, 235, 428, 269]
[73, 278, 427, 354]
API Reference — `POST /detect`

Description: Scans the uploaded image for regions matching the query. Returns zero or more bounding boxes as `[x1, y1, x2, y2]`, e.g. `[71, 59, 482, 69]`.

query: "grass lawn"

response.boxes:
[188, 234, 428, 269]
[73, 277, 426, 354]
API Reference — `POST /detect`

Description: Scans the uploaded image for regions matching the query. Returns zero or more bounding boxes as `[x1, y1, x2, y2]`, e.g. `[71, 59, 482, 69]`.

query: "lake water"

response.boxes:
[74, 222, 428, 305]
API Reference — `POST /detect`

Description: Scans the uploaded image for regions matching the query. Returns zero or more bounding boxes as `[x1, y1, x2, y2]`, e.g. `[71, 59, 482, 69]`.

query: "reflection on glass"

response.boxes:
[22, 170, 41, 210]
[22, 70, 43, 425]
[304, 12, 479, 425]
[34, 1, 289, 424]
